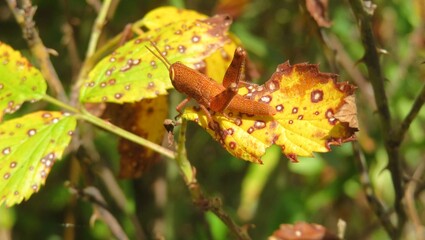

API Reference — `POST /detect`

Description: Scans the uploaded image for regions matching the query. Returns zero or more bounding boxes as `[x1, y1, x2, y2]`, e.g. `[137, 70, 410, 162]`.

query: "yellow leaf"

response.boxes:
[183, 62, 357, 163]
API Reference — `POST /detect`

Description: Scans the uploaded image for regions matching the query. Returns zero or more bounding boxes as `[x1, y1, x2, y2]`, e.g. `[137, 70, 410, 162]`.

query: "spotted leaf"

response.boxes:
[183, 62, 357, 163]
[138, 6, 208, 29]
[0, 111, 76, 207]
[79, 9, 231, 103]
[0, 42, 47, 122]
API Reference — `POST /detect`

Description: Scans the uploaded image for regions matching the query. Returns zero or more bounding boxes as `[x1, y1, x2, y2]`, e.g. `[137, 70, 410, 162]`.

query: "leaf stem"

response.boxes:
[79, 108, 175, 159]
[42, 95, 80, 114]
[42, 94, 175, 159]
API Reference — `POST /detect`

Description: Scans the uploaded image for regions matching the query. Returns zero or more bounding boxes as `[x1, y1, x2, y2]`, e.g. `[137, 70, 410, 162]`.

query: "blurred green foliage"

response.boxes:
[0, 0, 424, 239]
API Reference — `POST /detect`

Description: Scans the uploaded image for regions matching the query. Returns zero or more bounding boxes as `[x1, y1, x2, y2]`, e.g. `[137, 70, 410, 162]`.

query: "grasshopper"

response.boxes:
[146, 42, 276, 130]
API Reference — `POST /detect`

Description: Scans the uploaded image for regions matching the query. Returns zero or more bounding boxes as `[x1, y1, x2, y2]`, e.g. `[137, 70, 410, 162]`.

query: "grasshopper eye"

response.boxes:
[169, 65, 176, 81]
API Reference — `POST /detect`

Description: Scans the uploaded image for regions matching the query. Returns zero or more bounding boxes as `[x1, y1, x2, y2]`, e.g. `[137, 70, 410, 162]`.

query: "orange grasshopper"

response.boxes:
[146, 43, 276, 130]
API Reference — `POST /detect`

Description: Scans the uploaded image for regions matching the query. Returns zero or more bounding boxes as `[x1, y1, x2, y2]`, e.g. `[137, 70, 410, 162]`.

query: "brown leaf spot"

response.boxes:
[311, 90, 324, 103]
[247, 127, 254, 134]
[40, 170, 46, 178]
[31, 184, 38, 191]
[150, 60, 157, 69]
[109, 57, 116, 62]
[108, 79, 116, 85]
[276, 104, 284, 112]
[314, 111, 320, 115]
[42, 112, 52, 118]
[298, 115, 304, 120]
[100, 82, 107, 88]
[147, 73, 152, 78]
[102, 96, 108, 102]
[10, 161, 17, 168]
[105, 69, 113, 76]
[178, 45, 186, 53]
[3, 173, 10, 180]
[288, 120, 294, 124]
[68, 130, 74, 136]
[254, 120, 266, 129]
[27, 129, 36, 137]
[147, 82, 155, 89]
[0, 83, 3, 89]
[192, 35, 201, 43]
[125, 84, 131, 91]
[14, 191, 19, 196]
[292, 107, 298, 114]
[229, 141, 236, 149]
[2, 147, 11, 155]
[227, 128, 234, 135]
[51, 118, 59, 124]
[115, 93, 123, 99]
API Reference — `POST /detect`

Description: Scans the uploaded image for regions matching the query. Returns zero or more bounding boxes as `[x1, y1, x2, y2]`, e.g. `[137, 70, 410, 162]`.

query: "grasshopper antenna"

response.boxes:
[145, 41, 171, 70]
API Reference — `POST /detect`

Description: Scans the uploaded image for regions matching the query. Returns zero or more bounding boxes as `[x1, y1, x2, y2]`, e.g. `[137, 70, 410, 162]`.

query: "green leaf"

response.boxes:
[79, 10, 231, 103]
[0, 42, 47, 122]
[0, 111, 76, 207]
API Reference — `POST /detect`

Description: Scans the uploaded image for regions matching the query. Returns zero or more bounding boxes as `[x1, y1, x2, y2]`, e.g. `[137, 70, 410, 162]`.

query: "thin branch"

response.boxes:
[352, 142, 396, 237]
[77, 146, 147, 240]
[69, 185, 129, 240]
[176, 119, 251, 240]
[404, 159, 425, 240]
[395, 83, 425, 143]
[85, 0, 113, 58]
[348, 0, 406, 236]
[6, 0, 67, 102]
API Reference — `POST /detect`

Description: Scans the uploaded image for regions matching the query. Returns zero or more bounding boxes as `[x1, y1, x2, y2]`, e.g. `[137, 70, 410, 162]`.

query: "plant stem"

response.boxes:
[86, 0, 113, 58]
[352, 142, 396, 236]
[176, 119, 251, 240]
[396, 83, 425, 143]
[79, 108, 175, 159]
[42, 95, 80, 113]
[42, 94, 175, 159]
[348, 0, 405, 237]
[6, 0, 67, 102]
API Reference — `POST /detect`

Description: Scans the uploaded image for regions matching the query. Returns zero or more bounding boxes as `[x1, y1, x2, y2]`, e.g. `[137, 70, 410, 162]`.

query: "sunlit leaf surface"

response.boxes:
[0, 42, 47, 122]
[183, 62, 357, 163]
[0, 111, 76, 206]
[79, 8, 231, 103]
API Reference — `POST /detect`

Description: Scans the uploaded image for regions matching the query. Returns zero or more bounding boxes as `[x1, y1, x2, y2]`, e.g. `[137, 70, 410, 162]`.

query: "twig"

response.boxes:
[6, 0, 67, 102]
[352, 142, 396, 237]
[69, 185, 129, 240]
[348, 0, 406, 236]
[85, 0, 113, 58]
[404, 159, 425, 240]
[176, 119, 251, 240]
[395, 83, 425, 143]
